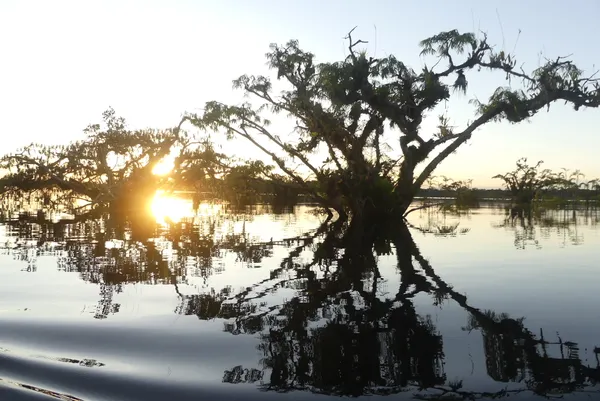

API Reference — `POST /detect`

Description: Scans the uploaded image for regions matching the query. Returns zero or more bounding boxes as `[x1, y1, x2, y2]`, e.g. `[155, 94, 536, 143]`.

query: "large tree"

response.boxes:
[0, 108, 190, 215]
[189, 28, 600, 221]
[0, 106, 301, 214]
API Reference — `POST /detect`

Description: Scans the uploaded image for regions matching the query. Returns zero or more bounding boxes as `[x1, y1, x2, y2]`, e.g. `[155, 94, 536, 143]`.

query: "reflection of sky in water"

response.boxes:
[0, 201, 599, 399]
[405, 205, 600, 393]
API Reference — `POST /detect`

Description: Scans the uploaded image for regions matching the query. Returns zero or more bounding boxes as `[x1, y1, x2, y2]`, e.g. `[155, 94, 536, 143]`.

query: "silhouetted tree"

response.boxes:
[189, 28, 600, 221]
[493, 158, 561, 206]
[0, 108, 191, 216]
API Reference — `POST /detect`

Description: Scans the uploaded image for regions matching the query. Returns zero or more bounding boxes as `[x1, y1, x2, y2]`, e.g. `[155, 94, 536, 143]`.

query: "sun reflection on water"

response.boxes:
[149, 191, 223, 224]
[150, 191, 194, 224]
[195, 201, 223, 217]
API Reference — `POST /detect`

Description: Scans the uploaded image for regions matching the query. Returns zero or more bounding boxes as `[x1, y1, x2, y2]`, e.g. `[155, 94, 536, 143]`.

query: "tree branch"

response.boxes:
[403, 201, 451, 217]
[197, 117, 333, 208]
[239, 117, 325, 181]
[345, 26, 368, 62]
[1, 155, 100, 198]
[412, 106, 505, 192]
[414, 81, 600, 194]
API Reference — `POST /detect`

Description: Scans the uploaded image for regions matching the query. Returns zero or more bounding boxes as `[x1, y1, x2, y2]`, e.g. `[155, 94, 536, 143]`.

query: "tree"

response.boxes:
[170, 137, 231, 194]
[188, 28, 600, 221]
[492, 158, 558, 205]
[173, 145, 303, 208]
[554, 168, 586, 201]
[0, 108, 189, 215]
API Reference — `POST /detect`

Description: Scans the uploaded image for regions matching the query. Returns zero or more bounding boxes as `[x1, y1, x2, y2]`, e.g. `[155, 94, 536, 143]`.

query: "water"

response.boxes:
[0, 199, 599, 400]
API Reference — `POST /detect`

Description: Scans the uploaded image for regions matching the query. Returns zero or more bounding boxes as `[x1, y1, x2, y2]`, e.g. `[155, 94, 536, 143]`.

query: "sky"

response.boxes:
[0, 0, 599, 188]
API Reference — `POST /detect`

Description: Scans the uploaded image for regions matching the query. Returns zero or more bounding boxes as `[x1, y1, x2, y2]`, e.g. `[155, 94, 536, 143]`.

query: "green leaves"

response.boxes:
[434, 115, 454, 140]
[419, 30, 477, 57]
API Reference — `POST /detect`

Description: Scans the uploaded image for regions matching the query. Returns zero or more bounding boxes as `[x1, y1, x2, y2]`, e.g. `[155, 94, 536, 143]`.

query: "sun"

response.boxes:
[150, 191, 194, 224]
[152, 156, 175, 176]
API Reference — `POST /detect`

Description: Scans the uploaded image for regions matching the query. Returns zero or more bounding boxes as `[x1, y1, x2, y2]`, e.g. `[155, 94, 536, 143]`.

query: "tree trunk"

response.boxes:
[395, 160, 417, 216]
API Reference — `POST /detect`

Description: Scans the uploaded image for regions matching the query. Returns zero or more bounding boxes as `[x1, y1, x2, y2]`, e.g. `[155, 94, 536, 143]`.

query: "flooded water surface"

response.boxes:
[0, 198, 599, 400]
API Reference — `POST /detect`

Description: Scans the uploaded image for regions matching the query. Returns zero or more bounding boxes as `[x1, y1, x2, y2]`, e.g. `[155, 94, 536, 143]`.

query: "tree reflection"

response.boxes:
[464, 310, 600, 394]
[1, 204, 599, 398]
[1, 204, 282, 319]
[201, 217, 599, 398]
[492, 205, 600, 249]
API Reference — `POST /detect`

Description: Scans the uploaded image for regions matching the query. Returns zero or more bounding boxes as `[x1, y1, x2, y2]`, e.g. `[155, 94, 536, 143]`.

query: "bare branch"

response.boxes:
[345, 26, 368, 61]
[403, 201, 451, 217]
[239, 116, 325, 181]
[192, 112, 333, 208]
[413, 105, 505, 192]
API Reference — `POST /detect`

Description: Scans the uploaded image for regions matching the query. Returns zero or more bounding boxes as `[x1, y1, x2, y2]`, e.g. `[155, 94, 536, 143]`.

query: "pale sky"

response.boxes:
[1, 0, 599, 188]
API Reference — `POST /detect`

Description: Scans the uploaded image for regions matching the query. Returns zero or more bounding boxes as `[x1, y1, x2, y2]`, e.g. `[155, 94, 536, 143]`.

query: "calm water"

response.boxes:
[0, 198, 599, 400]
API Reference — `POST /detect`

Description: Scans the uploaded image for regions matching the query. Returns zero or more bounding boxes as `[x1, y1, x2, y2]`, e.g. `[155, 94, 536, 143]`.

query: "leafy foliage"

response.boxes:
[492, 158, 558, 205]
[187, 28, 600, 219]
[491, 158, 600, 206]
[0, 108, 186, 213]
[1, 29, 599, 219]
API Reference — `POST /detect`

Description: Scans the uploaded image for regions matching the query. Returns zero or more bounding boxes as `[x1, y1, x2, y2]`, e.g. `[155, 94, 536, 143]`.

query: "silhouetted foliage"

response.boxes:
[2, 29, 599, 222]
[493, 159, 600, 218]
[0, 108, 191, 217]
[493, 158, 561, 205]
[188, 28, 600, 221]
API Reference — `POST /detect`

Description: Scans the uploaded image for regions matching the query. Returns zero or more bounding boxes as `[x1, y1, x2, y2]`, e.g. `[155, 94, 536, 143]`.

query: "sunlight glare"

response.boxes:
[152, 157, 175, 176]
[150, 191, 193, 224]
[196, 202, 223, 217]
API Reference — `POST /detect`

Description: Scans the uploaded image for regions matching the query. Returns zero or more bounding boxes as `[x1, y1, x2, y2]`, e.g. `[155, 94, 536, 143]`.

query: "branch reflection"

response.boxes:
[1, 202, 598, 399]
[493, 205, 599, 249]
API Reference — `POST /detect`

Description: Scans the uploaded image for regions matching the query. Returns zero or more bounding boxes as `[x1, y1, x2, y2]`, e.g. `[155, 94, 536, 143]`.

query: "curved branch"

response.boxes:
[414, 82, 599, 194]
[198, 117, 334, 209]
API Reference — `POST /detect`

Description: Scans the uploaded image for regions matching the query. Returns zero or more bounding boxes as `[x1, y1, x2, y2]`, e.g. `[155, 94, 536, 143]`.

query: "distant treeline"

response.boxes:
[417, 188, 510, 199]
[186, 180, 600, 205]
[397, 186, 600, 202]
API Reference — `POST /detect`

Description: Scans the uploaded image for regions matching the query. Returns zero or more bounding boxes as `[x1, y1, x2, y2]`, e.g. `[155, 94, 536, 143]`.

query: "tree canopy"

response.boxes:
[493, 157, 600, 206]
[188, 28, 600, 221]
[0, 28, 599, 221]
[0, 108, 190, 214]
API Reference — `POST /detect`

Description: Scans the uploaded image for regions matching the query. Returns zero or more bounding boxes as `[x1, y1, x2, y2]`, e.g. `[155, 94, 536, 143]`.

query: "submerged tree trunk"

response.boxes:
[396, 162, 417, 217]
